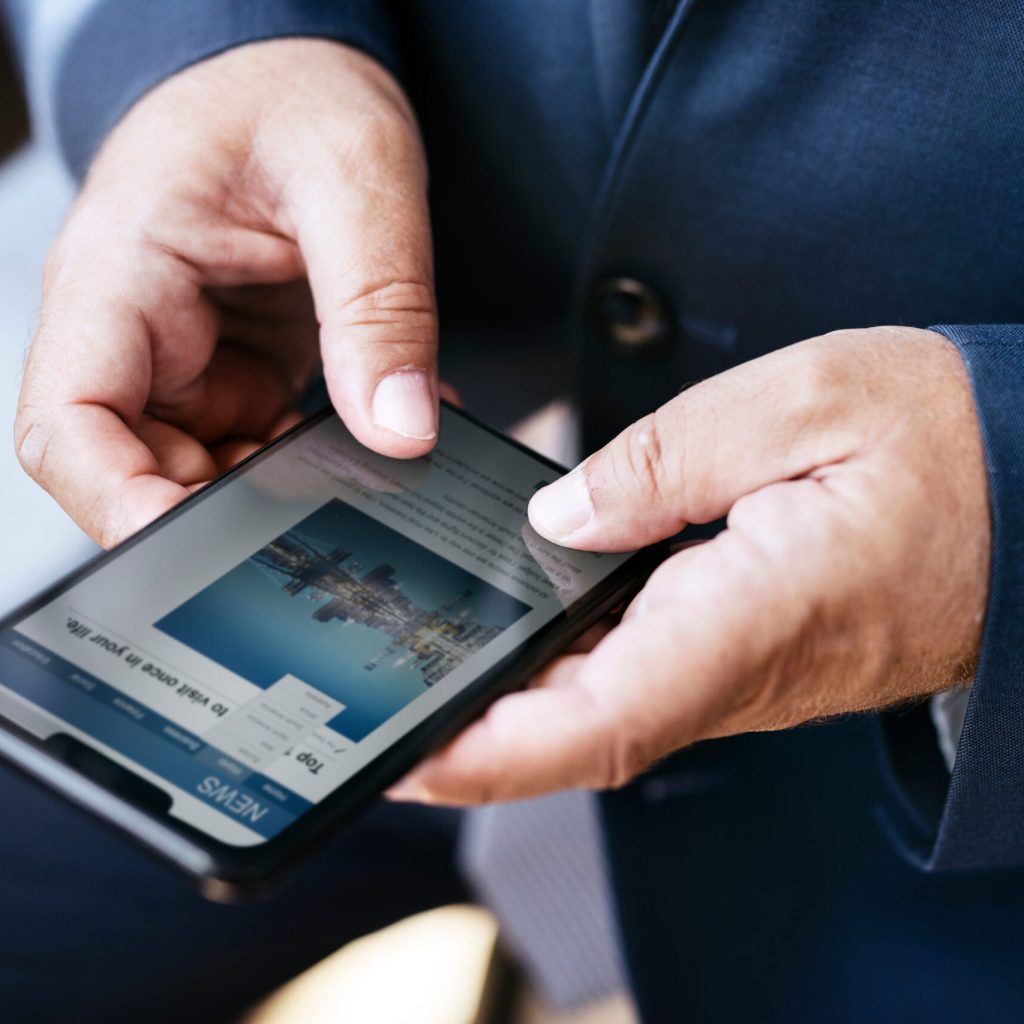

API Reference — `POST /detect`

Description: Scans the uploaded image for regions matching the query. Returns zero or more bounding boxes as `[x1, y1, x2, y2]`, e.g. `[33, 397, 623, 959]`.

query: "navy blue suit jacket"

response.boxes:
[29, 1, 1024, 1019]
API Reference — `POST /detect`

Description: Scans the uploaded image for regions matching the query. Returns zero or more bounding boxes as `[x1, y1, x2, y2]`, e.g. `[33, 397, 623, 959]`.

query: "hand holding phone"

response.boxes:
[0, 404, 657, 897]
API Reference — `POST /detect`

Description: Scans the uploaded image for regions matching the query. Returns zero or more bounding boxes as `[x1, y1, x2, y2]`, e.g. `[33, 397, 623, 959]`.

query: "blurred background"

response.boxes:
[0, 20, 99, 612]
[0, 22, 26, 156]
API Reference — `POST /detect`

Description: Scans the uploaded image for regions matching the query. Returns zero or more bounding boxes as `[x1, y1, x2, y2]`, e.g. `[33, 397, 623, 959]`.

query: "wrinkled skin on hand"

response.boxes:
[16, 39, 439, 549]
[392, 327, 990, 804]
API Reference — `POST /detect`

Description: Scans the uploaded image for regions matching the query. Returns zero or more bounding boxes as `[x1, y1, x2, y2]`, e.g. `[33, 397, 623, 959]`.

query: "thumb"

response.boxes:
[288, 101, 438, 458]
[528, 342, 853, 551]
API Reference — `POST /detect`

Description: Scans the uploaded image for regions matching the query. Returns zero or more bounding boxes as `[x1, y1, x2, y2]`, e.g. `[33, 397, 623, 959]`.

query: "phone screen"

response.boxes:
[0, 407, 630, 847]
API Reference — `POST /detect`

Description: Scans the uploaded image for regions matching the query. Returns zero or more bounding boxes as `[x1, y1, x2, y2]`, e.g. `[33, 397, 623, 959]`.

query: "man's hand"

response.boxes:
[16, 39, 438, 548]
[390, 327, 990, 804]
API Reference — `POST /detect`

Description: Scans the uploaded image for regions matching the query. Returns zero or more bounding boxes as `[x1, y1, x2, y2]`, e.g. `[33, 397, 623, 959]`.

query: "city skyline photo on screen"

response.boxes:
[156, 499, 530, 741]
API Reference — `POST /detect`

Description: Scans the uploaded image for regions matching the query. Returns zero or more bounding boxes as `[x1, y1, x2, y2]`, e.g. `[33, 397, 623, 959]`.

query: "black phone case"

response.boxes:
[0, 403, 663, 899]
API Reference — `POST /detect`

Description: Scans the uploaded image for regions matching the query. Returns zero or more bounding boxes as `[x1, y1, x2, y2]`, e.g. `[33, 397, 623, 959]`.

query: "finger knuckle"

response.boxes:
[93, 518, 122, 553]
[785, 340, 848, 425]
[45, 201, 139, 289]
[84, 484, 127, 552]
[600, 728, 651, 790]
[339, 278, 437, 341]
[726, 487, 776, 534]
[432, 766, 489, 806]
[349, 104, 421, 165]
[618, 412, 670, 501]
[575, 685, 650, 789]
[13, 407, 49, 482]
[316, 105, 424, 197]
[610, 402, 704, 520]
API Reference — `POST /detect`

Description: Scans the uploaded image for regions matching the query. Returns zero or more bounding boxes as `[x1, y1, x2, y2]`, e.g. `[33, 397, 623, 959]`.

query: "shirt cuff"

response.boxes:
[928, 685, 971, 771]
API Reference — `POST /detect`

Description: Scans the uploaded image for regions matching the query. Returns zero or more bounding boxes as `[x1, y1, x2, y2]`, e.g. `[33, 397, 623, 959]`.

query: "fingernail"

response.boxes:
[529, 466, 593, 542]
[372, 369, 437, 440]
[385, 776, 435, 804]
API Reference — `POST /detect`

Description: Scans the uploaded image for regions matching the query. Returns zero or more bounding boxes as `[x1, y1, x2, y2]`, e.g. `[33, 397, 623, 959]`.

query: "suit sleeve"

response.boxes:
[877, 323, 1024, 871]
[18, 0, 400, 178]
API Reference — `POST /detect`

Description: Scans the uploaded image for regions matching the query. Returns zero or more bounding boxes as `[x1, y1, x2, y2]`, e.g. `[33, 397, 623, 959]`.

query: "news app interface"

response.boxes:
[0, 408, 629, 845]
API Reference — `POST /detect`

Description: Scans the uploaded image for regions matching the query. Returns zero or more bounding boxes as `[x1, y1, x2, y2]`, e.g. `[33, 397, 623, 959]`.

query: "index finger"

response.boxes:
[15, 255, 201, 547]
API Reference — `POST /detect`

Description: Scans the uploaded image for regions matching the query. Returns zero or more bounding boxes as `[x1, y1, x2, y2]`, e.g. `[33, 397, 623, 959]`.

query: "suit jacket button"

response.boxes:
[589, 275, 674, 356]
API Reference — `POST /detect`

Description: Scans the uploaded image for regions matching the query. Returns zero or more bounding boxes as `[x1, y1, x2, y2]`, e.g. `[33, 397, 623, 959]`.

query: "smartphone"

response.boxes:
[0, 402, 659, 899]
